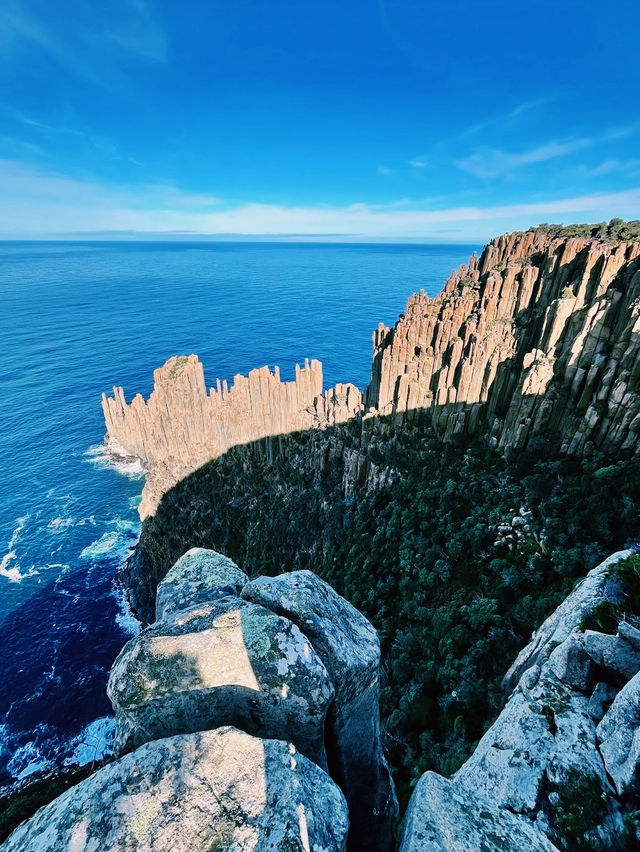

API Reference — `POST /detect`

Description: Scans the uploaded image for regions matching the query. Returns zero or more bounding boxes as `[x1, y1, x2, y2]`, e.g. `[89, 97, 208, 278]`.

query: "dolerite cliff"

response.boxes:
[102, 228, 640, 522]
[1, 548, 396, 852]
[366, 230, 640, 456]
[102, 357, 362, 519]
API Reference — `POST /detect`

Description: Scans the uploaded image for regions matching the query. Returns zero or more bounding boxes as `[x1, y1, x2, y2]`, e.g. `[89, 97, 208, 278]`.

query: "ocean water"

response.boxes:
[0, 239, 477, 786]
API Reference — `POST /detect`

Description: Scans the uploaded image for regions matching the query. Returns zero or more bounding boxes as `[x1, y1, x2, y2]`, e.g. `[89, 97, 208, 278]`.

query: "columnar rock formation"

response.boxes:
[102, 229, 640, 523]
[1, 548, 396, 852]
[367, 231, 640, 456]
[102, 356, 362, 518]
[399, 549, 640, 851]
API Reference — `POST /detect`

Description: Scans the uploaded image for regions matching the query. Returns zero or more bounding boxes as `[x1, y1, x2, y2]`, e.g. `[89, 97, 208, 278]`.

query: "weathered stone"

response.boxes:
[455, 671, 609, 814]
[597, 670, 640, 794]
[155, 547, 247, 620]
[241, 570, 397, 852]
[107, 597, 334, 768]
[103, 356, 362, 520]
[582, 629, 640, 685]
[398, 771, 559, 852]
[618, 619, 640, 651]
[503, 550, 632, 692]
[548, 633, 595, 691]
[0, 727, 349, 852]
[587, 681, 618, 722]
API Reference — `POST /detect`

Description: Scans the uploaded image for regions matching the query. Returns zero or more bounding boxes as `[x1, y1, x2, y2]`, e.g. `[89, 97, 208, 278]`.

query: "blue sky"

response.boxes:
[1, 0, 639, 241]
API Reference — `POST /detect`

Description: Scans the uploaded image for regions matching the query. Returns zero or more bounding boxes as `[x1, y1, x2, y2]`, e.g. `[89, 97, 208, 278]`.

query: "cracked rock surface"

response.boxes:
[1, 727, 349, 852]
[108, 595, 334, 768]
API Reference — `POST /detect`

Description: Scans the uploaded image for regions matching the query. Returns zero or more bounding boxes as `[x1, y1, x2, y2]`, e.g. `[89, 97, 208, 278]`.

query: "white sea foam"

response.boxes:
[113, 581, 141, 637]
[64, 717, 114, 767]
[47, 516, 74, 532]
[79, 531, 122, 560]
[0, 516, 39, 582]
[6, 741, 56, 781]
[84, 444, 146, 479]
[108, 518, 138, 534]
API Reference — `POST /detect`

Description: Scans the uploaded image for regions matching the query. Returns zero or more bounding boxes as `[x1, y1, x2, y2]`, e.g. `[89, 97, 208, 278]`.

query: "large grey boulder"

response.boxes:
[108, 596, 334, 768]
[155, 547, 248, 620]
[242, 569, 397, 852]
[455, 669, 610, 814]
[0, 727, 349, 852]
[503, 550, 632, 693]
[398, 771, 559, 852]
[597, 669, 640, 794]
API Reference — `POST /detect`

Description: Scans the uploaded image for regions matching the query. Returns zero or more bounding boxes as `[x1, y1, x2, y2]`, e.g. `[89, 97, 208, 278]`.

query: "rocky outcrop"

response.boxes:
[398, 771, 559, 852]
[1, 727, 349, 852]
[242, 570, 398, 852]
[398, 548, 640, 851]
[107, 596, 335, 767]
[367, 232, 640, 457]
[2, 547, 394, 852]
[102, 356, 363, 518]
[155, 546, 248, 620]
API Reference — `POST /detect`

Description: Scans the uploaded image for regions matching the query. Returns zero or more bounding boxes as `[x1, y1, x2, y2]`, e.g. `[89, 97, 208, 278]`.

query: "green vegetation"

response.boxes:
[138, 423, 640, 808]
[0, 765, 98, 843]
[530, 218, 640, 243]
[549, 770, 609, 851]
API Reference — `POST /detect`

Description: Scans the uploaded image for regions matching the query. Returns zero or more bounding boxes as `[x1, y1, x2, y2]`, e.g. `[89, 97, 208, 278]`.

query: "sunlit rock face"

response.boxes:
[102, 231, 640, 529]
[107, 595, 334, 769]
[155, 546, 248, 620]
[398, 772, 559, 852]
[102, 355, 362, 519]
[367, 233, 640, 457]
[0, 727, 349, 852]
[242, 570, 397, 852]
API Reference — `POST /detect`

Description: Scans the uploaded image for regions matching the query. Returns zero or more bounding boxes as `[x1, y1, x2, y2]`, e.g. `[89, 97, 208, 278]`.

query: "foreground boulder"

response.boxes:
[242, 570, 398, 852]
[0, 727, 349, 852]
[503, 549, 633, 692]
[597, 668, 640, 794]
[155, 547, 248, 620]
[398, 772, 559, 852]
[108, 596, 334, 768]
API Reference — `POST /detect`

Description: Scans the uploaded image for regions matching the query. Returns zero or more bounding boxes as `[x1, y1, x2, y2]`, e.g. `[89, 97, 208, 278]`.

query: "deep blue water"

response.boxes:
[0, 239, 477, 786]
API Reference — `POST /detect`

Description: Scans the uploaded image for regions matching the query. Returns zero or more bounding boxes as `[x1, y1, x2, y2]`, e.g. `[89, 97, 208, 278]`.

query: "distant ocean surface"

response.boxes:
[0, 239, 477, 786]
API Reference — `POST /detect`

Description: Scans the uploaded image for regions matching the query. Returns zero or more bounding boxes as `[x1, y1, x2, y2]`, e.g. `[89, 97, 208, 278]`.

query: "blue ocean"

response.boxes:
[0, 239, 476, 786]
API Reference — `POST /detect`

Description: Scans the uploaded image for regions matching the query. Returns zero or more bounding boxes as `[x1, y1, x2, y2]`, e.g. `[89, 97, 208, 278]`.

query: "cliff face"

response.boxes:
[102, 228, 640, 521]
[368, 231, 640, 456]
[102, 356, 362, 519]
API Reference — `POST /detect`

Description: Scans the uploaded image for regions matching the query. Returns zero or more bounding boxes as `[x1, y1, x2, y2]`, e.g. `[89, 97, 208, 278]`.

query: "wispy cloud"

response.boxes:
[1, 159, 639, 241]
[581, 158, 640, 177]
[377, 164, 393, 176]
[409, 158, 428, 168]
[456, 139, 590, 179]
[0, 0, 167, 86]
[508, 94, 560, 118]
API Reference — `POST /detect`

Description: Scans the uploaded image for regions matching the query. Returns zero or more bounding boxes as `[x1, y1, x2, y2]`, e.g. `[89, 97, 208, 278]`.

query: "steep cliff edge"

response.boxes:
[367, 230, 640, 456]
[102, 226, 640, 523]
[6, 546, 640, 850]
[102, 356, 362, 519]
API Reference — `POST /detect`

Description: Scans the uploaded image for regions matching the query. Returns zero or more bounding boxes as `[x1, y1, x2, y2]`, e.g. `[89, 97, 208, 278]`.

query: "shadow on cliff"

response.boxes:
[128, 331, 640, 629]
